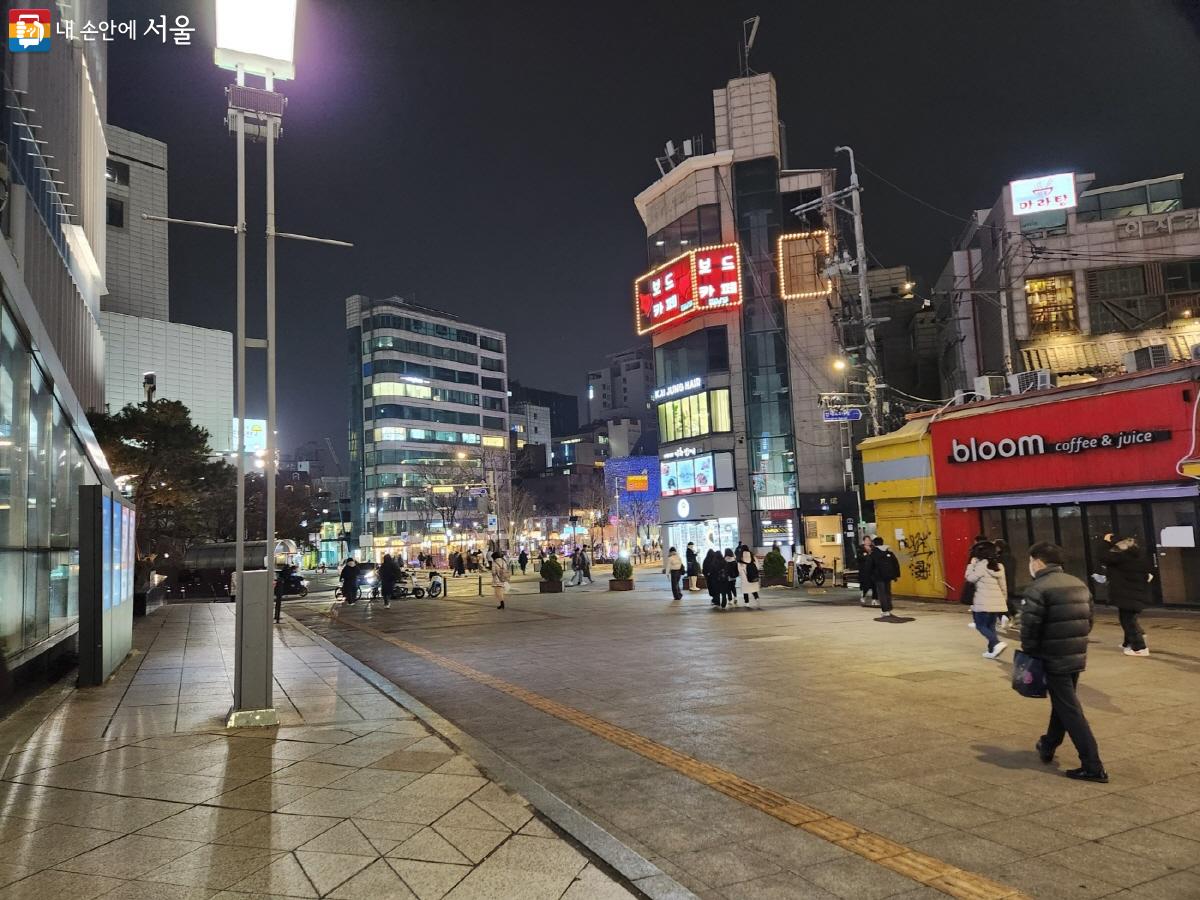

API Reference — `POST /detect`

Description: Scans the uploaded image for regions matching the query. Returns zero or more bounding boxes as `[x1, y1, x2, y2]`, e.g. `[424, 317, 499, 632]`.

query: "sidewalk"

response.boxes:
[0, 604, 640, 900]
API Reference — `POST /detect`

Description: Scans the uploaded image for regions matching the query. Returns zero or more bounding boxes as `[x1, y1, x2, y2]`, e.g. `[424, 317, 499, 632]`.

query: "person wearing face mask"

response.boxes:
[1021, 542, 1107, 783]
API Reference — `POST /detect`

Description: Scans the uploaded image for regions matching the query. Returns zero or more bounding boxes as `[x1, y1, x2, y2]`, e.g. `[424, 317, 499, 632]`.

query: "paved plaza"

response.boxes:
[287, 574, 1200, 900]
[0, 604, 640, 900]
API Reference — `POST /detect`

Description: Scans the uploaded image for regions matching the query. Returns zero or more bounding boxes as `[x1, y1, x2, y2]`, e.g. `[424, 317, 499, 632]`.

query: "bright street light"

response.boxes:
[214, 0, 297, 80]
[833, 358, 847, 371]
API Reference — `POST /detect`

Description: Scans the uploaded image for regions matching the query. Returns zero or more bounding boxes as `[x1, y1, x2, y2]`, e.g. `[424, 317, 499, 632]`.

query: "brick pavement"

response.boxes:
[0, 604, 645, 900]
[290, 578, 1200, 900]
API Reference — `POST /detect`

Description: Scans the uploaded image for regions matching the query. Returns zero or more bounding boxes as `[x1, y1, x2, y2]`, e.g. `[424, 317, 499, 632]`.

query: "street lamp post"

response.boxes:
[213, 0, 352, 727]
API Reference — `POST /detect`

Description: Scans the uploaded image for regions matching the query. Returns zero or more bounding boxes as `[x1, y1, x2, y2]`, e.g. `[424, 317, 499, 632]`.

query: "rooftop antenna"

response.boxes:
[740, 15, 760, 76]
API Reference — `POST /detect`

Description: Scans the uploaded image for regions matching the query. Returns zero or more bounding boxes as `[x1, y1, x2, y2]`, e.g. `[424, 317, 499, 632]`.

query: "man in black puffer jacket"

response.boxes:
[1021, 542, 1107, 782]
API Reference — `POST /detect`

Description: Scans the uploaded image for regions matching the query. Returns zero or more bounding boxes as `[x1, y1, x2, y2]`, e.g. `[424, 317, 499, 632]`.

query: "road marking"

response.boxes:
[322, 610, 1030, 900]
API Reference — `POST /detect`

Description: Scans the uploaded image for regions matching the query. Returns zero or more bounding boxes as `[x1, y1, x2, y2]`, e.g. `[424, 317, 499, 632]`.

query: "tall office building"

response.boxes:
[633, 73, 850, 554]
[585, 345, 654, 426]
[346, 295, 510, 560]
[99, 125, 233, 452]
[0, 4, 128, 668]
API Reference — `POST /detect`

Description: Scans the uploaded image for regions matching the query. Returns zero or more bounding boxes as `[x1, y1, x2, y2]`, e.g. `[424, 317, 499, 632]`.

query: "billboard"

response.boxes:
[626, 474, 649, 492]
[232, 418, 268, 453]
[661, 453, 716, 498]
[635, 243, 742, 335]
[1010, 173, 1076, 216]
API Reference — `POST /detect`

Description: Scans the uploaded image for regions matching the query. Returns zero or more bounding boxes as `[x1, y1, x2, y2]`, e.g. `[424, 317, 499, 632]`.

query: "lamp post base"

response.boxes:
[226, 706, 280, 728]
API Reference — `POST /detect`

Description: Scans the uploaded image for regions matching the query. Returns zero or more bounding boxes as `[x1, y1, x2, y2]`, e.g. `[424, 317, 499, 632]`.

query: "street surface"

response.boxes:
[291, 573, 1200, 900]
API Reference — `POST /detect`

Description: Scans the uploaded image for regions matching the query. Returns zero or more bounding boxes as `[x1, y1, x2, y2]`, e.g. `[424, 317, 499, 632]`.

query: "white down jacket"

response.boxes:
[966, 558, 1008, 613]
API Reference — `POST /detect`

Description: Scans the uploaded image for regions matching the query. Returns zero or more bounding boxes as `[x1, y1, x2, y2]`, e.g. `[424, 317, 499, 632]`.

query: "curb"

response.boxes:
[282, 612, 699, 900]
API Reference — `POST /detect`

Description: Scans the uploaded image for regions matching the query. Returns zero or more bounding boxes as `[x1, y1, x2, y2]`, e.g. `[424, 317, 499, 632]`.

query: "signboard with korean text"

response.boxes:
[635, 243, 742, 335]
[1010, 173, 1077, 216]
[661, 452, 719, 497]
[626, 474, 649, 492]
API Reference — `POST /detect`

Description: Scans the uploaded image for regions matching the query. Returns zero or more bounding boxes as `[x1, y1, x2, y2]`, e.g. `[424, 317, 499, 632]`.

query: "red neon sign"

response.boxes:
[635, 242, 742, 336]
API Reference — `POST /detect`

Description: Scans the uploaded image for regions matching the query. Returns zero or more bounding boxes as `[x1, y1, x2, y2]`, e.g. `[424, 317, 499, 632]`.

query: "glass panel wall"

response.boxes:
[0, 299, 101, 660]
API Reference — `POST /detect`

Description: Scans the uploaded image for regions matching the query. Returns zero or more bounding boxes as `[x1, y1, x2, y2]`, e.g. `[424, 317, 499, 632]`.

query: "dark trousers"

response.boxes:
[1118, 609, 1146, 651]
[874, 579, 894, 613]
[973, 611, 1000, 651]
[1043, 671, 1103, 773]
[669, 570, 683, 600]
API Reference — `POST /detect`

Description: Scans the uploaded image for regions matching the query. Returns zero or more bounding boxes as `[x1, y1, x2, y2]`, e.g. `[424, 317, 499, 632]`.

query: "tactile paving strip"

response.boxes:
[325, 611, 1031, 900]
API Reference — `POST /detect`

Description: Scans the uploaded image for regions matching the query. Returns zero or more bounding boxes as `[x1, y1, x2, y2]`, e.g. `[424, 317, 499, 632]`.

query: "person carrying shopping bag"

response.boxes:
[965, 541, 1008, 658]
[667, 547, 685, 600]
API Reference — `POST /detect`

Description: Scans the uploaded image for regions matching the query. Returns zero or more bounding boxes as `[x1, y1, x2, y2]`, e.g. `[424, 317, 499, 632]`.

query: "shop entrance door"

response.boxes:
[1150, 500, 1200, 606]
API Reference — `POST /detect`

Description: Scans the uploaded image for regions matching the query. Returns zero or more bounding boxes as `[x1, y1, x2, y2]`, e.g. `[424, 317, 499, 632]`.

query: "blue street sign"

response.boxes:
[822, 408, 863, 423]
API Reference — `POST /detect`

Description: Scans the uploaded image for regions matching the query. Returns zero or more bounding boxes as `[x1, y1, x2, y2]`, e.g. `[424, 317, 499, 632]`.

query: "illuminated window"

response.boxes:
[1024, 275, 1077, 335]
[482, 435, 506, 448]
[656, 389, 732, 444]
[461, 433, 481, 444]
[373, 427, 408, 442]
[371, 382, 433, 400]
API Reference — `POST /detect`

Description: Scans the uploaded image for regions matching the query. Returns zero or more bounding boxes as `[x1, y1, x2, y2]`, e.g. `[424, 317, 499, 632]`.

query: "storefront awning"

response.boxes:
[936, 482, 1198, 510]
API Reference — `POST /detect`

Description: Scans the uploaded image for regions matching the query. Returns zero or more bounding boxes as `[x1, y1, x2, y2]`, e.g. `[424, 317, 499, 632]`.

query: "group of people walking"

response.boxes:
[666, 542, 761, 607]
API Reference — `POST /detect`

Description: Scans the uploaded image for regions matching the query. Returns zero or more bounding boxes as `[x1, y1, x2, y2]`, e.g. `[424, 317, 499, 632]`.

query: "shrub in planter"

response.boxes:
[539, 556, 564, 593]
[609, 558, 634, 591]
[761, 548, 789, 587]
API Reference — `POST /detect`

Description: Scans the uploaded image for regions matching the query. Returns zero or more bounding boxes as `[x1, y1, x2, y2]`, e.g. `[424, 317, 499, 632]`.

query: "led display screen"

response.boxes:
[661, 452, 716, 497]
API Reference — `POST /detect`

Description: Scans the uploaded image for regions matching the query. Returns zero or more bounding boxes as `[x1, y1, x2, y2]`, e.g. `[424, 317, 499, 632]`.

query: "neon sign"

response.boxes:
[635, 243, 742, 335]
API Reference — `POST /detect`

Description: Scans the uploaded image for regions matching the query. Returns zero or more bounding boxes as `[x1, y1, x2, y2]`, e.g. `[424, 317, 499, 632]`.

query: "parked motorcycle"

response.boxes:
[794, 555, 828, 587]
[274, 571, 309, 598]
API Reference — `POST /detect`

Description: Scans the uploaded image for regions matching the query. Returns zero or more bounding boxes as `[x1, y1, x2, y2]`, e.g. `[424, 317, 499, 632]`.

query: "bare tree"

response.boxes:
[623, 493, 659, 545]
[409, 460, 483, 537]
[506, 485, 537, 546]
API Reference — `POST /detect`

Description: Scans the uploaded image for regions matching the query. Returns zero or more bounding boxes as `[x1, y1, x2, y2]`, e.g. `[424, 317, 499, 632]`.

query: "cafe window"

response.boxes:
[657, 389, 731, 444]
[1024, 275, 1077, 335]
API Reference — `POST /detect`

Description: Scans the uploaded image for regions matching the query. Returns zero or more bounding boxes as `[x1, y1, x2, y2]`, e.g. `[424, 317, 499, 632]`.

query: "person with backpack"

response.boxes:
[737, 544, 760, 606]
[722, 548, 738, 608]
[858, 535, 878, 607]
[870, 536, 901, 618]
[965, 541, 1008, 658]
[667, 546, 684, 600]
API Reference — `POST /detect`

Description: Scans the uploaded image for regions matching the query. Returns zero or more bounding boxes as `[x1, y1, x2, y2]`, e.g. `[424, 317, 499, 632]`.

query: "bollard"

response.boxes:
[477, 575, 483, 596]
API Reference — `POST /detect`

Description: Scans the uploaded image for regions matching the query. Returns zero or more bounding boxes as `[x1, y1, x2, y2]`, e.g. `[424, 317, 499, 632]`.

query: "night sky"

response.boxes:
[106, 0, 1200, 459]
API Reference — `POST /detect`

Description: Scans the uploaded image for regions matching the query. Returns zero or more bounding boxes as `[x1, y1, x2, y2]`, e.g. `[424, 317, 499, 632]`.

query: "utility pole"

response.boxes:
[836, 146, 881, 436]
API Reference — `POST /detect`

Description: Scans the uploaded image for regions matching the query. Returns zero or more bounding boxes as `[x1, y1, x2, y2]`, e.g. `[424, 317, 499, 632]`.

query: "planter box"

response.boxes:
[760, 575, 790, 587]
[539, 580, 563, 593]
[609, 579, 634, 591]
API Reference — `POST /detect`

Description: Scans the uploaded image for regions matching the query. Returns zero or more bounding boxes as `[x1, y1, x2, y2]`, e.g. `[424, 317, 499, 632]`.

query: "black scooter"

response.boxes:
[274, 571, 309, 598]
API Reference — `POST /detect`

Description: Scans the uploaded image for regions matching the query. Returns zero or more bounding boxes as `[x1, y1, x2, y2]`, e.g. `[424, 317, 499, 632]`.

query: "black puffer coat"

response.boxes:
[1020, 565, 1093, 674]
[1101, 545, 1152, 612]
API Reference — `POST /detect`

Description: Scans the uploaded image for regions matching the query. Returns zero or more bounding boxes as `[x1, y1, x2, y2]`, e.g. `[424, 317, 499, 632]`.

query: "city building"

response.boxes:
[585, 344, 655, 429]
[632, 72, 851, 555]
[346, 295, 510, 561]
[509, 380, 579, 438]
[0, 11, 131, 670]
[100, 125, 233, 451]
[509, 401, 552, 468]
[861, 362, 1200, 607]
[937, 171, 1200, 394]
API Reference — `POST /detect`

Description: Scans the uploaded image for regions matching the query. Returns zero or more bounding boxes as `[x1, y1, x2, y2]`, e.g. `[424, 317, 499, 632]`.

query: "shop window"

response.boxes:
[1086, 266, 1164, 334]
[1024, 275, 1077, 335]
[656, 389, 731, 444]
[0, 306, 30, 548]
[482, 435, 506, 448]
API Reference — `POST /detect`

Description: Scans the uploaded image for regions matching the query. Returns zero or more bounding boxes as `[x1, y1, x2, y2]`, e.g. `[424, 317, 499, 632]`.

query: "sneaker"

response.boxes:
[1118, 643, 1129, 651]
[990, 641, 1008, 658]
[967, 621, 977, 629]
[1123, 647, 1150, 657]
[383, 601, 390, 608]
[1036, 739, 1055, 764]
[1065, 767, 1109, 783]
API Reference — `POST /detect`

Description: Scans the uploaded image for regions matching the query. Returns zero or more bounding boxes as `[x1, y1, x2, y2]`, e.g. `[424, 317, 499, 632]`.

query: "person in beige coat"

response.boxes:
[966, 541, 1008, 659]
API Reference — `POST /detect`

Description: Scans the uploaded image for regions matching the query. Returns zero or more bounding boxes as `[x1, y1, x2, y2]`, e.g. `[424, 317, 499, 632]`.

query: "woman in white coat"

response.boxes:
[966, 541, 1008, 658]
[737, 544, 761, 606]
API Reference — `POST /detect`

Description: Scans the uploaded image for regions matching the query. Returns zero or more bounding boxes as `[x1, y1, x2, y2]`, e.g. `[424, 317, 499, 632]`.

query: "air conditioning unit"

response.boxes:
[1007, 369, 1055, 395]
[1123, 345, 1172, 373]
[1190, 343, 1200, 361]
[973, 375, 1009, 399]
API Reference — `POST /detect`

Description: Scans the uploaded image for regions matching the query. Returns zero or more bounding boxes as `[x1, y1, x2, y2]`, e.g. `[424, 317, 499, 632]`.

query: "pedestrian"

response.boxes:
[455, 551, 466, 577]
[580, 546, 594, 584]
[870, 536, 901, 618]
[667, 546, 684, 600]
[492, 550, 510, 609]
[518, 548, 528, 574]
[1100, 534, 1153, 657]
[965, 541, 1008, 658]
[995, 538, 1017, 630]
[685, 542, 700, 591]
[858, 536, 878, 606]
[702, 549, 721, 606]
[379, 553, 400, 608]
[722, 548, 737, 607]
[737, 544, 760, 606]
[338, 558, 359, 604]
[1021, 541, 1108, 782]
[568, 548, 583, 586]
